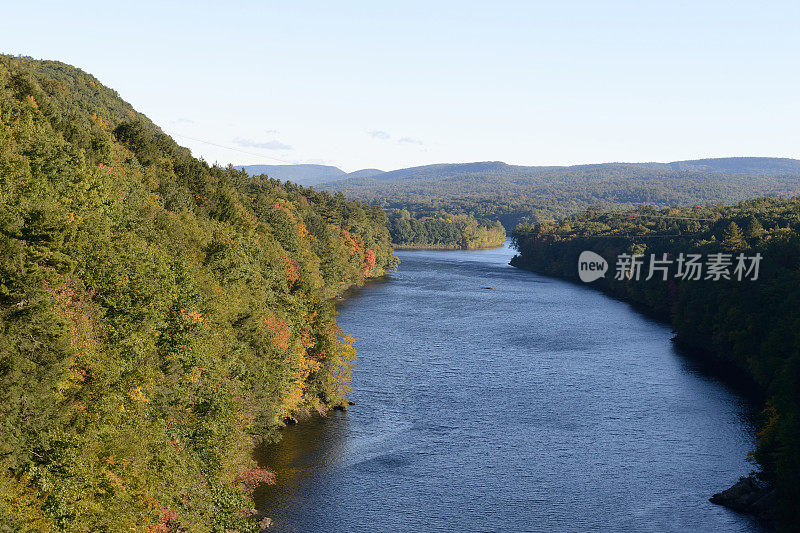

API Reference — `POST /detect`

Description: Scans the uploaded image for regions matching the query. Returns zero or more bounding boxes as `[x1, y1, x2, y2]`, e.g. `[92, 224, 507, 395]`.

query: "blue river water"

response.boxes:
[255, 243, 763, 532]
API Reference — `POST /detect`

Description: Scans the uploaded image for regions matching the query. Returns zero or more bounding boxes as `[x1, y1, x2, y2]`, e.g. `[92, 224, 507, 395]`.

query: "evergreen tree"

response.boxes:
[744, 216, 765, 239]
[722, 221, 746, 251]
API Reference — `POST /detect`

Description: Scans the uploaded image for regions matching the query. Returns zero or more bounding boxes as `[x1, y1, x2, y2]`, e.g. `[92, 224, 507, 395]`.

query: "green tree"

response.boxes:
[722, 221, 746, 251]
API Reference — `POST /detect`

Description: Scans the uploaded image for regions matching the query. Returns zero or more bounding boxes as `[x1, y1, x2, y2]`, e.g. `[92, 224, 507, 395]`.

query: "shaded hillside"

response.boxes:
[0, 55, 396, 531]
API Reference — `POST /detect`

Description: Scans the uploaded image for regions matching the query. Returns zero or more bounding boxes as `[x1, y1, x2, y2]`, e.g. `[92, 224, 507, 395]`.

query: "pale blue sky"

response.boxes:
[4, 1, 799, 171]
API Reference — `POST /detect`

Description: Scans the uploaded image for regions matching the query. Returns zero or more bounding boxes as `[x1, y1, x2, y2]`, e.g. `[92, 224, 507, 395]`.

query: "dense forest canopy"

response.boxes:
[0, 54, 396, 531]
[322, 160, 800, 229]
[386, 209, 505, 249]
[511, 197, 800, 528]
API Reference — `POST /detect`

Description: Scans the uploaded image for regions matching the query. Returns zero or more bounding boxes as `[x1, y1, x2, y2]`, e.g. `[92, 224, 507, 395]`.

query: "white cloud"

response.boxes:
[233, 137, 293, 150]
[369, 130, 391, 140]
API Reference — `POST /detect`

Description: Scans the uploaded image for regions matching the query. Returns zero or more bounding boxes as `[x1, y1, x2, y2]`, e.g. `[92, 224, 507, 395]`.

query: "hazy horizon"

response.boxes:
[5, 1, 800, 172]
[236, 155, 800, 174]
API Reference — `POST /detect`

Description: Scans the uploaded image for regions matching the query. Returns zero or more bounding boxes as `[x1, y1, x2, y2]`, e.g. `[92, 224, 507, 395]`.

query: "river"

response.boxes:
[255, 243, 763, 532]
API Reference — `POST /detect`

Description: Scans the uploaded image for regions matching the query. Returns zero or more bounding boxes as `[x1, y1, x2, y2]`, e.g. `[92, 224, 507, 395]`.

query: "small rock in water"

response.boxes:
[347, 400, 356, 405]
[481, 286, 494, 290]
[332, 404, 347, 411]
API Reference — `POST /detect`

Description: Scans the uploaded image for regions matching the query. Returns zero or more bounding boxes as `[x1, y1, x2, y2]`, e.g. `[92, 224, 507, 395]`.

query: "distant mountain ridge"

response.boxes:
[340, 157, 800, 184]
[236, 164, 385, 185]
[238, 157, 800, 188]
[318, 157, 800, 228]
[235, 164, 346, 186]
[663, 157, 800, 175]
[346, 168, 385, 179]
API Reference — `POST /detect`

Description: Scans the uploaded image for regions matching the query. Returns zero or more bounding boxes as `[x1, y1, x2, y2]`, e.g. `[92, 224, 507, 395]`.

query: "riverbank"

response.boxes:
[392, 243, 505, 251]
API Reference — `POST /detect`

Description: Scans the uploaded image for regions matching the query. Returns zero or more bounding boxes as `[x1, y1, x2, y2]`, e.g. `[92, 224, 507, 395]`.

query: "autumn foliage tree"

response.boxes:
[0, 55, 396, 531]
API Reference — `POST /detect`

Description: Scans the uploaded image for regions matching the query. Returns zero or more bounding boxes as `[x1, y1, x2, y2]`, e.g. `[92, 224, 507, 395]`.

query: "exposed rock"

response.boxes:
[710, 475, 776, 523]
[347, 400, 356, 405]
[259, 517, 273, 531]
[243, 508, 269, 520]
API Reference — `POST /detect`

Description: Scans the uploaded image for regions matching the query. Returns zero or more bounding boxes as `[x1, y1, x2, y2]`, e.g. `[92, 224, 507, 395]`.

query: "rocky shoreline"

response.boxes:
[709, 475, 776, 525]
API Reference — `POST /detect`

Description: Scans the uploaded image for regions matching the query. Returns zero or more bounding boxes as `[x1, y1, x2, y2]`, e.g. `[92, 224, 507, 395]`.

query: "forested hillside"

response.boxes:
[387, 209, 505, 249]
[324, 160, 800, 229]
[511, 198, 800, 528]
[0, 55, 396, 531]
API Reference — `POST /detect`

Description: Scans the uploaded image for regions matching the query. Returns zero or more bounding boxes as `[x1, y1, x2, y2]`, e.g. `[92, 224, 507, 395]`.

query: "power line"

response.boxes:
[533, 233, 692, 239]
[622, 213, 716, 222]
[169, 132, 297, 165]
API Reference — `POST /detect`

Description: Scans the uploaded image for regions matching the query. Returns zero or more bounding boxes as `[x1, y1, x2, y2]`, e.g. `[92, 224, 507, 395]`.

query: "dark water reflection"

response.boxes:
[255, 243, 763, 532]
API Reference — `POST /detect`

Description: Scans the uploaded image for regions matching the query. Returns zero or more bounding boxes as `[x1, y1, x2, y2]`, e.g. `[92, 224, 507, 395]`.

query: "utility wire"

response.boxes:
[621, 213, 716, 222]
[169, 132, 297, 165]
[533, 233, 692, 239]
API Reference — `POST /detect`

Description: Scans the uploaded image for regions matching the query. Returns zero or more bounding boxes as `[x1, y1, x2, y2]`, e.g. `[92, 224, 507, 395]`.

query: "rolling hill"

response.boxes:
[345, 168, 385, 179]
[236, 164, 385, 185]
[320, 158, 800, 228]
[235, 163, 346, 185]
